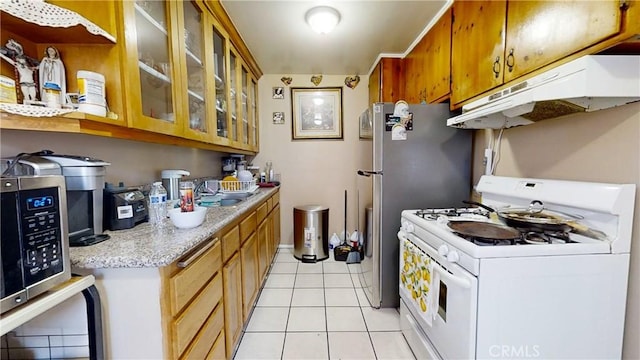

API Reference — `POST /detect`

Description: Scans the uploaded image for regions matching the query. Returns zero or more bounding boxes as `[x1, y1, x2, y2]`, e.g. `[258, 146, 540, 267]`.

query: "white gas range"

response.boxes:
[398, 175, 635, 359]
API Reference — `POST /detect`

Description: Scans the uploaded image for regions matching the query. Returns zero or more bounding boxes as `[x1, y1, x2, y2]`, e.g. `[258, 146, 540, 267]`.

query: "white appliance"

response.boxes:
[398, 175, 635, 359]
[447, 55, 640, 129]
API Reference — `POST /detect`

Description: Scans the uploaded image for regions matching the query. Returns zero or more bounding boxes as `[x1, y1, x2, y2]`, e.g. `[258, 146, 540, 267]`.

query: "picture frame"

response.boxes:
[273, 111, 285, 124]
[272, 86, 284, 99]
[291, 87, 343, 140]
[359, 107, 373, 139]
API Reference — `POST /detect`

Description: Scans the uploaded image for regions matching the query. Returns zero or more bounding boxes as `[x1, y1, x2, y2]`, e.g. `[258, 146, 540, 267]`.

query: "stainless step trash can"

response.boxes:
[293, 205, 329, 262]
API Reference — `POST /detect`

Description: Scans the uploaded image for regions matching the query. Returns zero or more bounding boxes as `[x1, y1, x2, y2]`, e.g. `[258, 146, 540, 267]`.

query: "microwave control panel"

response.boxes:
[19, 187, 64, 285]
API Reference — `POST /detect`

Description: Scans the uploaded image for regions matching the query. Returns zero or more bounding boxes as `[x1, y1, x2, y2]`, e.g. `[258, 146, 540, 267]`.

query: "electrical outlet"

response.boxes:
[484, 148, 493, 175]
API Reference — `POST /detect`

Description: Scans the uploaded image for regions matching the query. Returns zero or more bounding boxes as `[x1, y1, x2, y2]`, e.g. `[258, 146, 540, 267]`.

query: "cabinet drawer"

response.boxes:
[179, 302, 225, 359]
[206, 331, 226, 360]
[240, 211, 257, 243]
[221, 226, 240, 263]
[271, 191, 280, 206]
[173, 273, 223, 357]
[170, 241, 222, 315]
[267, 198, 273, 213]
[256, 202, 268, 224]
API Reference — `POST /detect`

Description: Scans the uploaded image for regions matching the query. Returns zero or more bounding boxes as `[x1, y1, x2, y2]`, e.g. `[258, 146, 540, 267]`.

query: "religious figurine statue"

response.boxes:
[39, 45, 66, 105]
[0, 39, 40, 103]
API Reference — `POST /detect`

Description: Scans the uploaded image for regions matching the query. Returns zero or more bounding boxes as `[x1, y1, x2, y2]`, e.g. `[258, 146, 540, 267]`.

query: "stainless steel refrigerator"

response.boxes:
[356, 102, 471, 308]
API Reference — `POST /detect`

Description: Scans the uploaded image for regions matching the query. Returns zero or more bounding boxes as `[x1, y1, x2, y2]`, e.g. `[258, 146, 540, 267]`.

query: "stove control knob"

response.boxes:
[406, 223, 415, 233]
[438, 244, 449, 256]
[447, 250, 460, 263]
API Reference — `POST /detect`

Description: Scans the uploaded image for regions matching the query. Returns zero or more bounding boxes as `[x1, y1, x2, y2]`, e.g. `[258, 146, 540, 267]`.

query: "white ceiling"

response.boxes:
[220, 0, 451, 76]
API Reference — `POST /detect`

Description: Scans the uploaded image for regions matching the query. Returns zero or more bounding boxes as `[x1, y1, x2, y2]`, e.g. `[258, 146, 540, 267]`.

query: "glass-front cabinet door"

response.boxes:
[229, 48, 239, 143]
[211, 20, 230, 144]
[126, 0, 182, 136]
[241, 64, 249, 146]
[249, 77, 259, 150]
[180, 0, 211, 142]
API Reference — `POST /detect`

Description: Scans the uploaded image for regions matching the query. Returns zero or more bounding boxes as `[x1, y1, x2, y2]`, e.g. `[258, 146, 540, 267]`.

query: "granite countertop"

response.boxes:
[70, 187, 279, 269]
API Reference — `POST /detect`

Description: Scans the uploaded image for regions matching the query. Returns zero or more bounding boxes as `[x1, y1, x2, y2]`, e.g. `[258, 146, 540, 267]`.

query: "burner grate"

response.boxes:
[415, 208, 490, 220]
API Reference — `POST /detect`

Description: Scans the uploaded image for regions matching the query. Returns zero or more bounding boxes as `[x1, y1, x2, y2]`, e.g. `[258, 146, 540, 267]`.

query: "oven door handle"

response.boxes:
[431, 262, 472, 289]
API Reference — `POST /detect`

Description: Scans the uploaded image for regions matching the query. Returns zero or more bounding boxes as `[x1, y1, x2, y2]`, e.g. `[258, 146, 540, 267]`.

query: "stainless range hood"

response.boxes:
[447, 55, 640, 129]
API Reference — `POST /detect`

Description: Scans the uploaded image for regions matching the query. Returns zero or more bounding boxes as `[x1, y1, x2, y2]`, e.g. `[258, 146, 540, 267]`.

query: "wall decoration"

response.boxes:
[272, 86, 284, 99]
[344, 75, 360, 89]
[359, 107, 372, 139]
[310, 74, 323, 86]
[273, 112, 285, 124]
[291, 87, 343, 140]
[280, 76, 292, 86]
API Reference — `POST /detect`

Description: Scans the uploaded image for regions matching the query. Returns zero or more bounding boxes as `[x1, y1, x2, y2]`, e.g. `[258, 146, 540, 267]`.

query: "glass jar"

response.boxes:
[179, 181, 194, 212]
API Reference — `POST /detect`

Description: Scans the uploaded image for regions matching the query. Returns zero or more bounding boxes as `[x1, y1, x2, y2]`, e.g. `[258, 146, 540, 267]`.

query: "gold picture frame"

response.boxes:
[291, 87, 343, 140]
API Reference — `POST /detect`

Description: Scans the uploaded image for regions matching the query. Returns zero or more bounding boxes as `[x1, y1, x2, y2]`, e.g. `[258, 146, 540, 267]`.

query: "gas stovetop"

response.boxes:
[412, 208, 575, 246]
[400, 176, 634, 269]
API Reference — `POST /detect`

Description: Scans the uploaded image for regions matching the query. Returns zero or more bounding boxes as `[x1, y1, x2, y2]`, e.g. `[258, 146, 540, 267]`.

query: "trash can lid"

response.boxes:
[294, 205, 329, 212]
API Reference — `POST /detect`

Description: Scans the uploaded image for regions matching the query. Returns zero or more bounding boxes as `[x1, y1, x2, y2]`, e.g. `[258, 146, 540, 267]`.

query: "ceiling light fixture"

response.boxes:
[305, 6, 341, 34]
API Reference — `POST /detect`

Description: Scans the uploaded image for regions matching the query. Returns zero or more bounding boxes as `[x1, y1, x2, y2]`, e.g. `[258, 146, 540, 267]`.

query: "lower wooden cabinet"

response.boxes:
[257, 219, 269, 283]
[161, 239, 224, 359]
[222, 252, 243, 359]
[240, 233, 259, 320]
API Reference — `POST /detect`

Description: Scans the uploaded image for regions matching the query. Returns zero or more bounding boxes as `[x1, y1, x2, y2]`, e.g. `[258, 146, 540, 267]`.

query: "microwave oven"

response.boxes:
[1, 175, 71, 313]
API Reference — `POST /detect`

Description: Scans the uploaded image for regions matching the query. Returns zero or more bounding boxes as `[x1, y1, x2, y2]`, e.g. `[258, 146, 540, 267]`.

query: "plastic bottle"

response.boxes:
[149, 182, 168, 226]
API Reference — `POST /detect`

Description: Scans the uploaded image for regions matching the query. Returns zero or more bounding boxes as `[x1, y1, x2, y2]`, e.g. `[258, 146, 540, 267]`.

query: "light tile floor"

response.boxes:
[233, 247, 416, 360]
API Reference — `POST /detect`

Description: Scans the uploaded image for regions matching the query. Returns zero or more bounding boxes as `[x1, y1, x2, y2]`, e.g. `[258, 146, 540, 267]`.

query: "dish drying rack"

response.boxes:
[218, 179, 258, 194]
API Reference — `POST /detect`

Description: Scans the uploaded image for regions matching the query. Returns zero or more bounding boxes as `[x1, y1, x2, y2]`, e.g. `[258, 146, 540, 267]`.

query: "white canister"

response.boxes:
[0, 75, 17, 103]
[77, 70, 106, 117]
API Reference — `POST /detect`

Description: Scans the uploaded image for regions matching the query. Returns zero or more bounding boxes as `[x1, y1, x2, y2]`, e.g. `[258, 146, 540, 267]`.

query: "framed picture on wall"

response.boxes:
[291, 87, 343, 140]
[273, 111, 285, 124]
[359, 107, 372, 139]
[272, 87, 284, 99]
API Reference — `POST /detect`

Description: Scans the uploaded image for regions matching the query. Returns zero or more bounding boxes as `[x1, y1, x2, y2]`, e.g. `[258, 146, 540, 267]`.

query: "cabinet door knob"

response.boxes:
[492, 56, 501, 78]
[506, 49, 515, 72]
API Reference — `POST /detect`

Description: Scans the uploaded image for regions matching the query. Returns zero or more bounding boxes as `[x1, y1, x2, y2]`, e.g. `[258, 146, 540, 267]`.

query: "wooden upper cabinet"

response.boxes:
[405, 8, 453, 104]
[368, 58, 404, 105]
[180, 0, 214, 143]
[503, 1, 622, 83]
[451, 0, 506, 106]
[451, 0, 626, 108]
[120, 0, 183, 136]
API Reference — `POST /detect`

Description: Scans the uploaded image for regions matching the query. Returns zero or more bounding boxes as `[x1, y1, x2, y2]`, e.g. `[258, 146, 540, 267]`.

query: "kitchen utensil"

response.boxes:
[447, 220, 521, 240]
[463, 200, 575, 232]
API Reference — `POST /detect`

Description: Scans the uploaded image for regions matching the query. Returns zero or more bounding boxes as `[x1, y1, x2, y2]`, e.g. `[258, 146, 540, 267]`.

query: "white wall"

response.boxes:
[253, 74, 369, 246]
[472, 103, 640, 359]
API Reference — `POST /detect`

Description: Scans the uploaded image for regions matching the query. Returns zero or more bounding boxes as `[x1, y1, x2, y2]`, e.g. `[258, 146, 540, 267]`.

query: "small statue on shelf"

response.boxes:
[39, 45, 66, 106]
[0, 39, 40, 103]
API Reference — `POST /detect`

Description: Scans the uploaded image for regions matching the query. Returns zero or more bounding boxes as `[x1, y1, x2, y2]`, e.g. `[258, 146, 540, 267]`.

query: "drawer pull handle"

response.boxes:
[177, 238, 217, 268]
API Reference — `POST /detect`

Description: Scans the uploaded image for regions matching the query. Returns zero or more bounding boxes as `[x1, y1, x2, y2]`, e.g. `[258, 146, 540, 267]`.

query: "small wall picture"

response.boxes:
[273, 111, 285, 124]
[272, 87, 284, 99]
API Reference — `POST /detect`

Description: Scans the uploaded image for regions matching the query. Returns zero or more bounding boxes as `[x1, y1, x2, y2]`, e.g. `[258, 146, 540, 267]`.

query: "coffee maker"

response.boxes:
[41, 153, 111, 246]
[3, 151, 111, 247]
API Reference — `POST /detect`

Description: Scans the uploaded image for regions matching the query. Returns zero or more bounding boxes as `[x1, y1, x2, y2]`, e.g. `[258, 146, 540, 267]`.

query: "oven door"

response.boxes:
[399, 230, 478, 359]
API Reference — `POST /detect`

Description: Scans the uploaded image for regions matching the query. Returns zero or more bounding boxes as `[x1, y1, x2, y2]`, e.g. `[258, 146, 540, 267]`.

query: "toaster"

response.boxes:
[103, 186, 148, 230]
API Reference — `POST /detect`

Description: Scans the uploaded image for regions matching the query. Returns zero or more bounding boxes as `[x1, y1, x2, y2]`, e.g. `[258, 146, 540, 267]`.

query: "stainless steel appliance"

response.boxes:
[1, 175, 71, 313]
[398, 175, 635, 359]
[356, 102, 472, 308]
[161, 169, 190, 201]
[41, 153, 111, 247]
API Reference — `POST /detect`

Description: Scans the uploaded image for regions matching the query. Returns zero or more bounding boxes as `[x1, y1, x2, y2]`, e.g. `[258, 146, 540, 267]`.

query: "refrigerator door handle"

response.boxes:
[357, 170, 383, 177]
